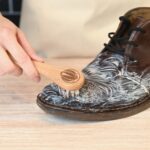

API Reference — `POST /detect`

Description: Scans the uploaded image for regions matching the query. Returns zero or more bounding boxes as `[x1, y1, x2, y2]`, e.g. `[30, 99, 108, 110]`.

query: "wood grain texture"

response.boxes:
[0, 58, 149, 150]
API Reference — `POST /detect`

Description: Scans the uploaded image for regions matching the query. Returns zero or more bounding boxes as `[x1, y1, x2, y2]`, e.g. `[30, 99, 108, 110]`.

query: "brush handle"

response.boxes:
[33, 61, 62, 82]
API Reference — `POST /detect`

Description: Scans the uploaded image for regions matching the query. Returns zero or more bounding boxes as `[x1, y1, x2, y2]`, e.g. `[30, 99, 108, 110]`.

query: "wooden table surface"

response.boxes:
[0, 58, 149, 150]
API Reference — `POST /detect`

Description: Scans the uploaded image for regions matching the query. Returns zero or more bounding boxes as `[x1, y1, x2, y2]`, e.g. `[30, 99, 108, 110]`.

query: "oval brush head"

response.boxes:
[60, 68, 85, 90]
[33, 61, 85, 91]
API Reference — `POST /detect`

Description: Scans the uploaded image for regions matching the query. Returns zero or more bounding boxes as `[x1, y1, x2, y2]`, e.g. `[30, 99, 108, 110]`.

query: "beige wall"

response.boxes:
[20, 0, 150, 58]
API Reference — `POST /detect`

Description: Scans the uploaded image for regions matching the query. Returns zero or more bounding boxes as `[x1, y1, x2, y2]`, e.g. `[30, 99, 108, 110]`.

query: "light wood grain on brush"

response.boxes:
[33, 61, 85, 91]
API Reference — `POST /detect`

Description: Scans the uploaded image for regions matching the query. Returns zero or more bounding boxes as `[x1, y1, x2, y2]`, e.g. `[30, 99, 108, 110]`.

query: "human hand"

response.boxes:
[0, 15, 44, 82]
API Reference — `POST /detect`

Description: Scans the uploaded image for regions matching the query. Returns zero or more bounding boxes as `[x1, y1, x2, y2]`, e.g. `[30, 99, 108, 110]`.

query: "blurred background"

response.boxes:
[0, 0, 149, 58]
[0, 0, 22, 26]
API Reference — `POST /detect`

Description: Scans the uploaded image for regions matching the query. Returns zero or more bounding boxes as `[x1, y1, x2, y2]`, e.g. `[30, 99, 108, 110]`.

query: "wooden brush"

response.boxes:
[33, 60, 85, 91]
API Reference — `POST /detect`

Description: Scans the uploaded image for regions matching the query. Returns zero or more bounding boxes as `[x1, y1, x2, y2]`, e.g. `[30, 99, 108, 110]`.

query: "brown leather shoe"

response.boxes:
[37, 7, 150, 121]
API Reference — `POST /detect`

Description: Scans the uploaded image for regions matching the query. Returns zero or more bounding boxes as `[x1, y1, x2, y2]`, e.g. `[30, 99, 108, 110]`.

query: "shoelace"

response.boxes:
[103, 16, 146, 55]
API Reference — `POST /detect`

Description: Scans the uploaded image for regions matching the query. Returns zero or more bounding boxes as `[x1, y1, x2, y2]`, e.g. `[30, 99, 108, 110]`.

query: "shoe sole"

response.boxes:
[37, 97, 150, 121]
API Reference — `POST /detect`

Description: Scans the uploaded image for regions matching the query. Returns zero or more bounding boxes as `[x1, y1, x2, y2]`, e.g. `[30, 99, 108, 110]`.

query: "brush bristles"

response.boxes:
[58, 86, 80, 98]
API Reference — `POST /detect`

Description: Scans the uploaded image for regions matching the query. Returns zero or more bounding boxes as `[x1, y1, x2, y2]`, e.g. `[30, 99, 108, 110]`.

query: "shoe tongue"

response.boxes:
[113, 16, 145, 52]
[130, 16, 145, 28]
[126, 17, 150, 69]
[123, 16, 145, 37]
[102, 16, 145, 55]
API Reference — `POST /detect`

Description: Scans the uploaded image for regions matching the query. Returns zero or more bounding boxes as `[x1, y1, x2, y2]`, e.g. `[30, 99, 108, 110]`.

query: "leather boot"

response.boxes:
[37, 7, 150, 121]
